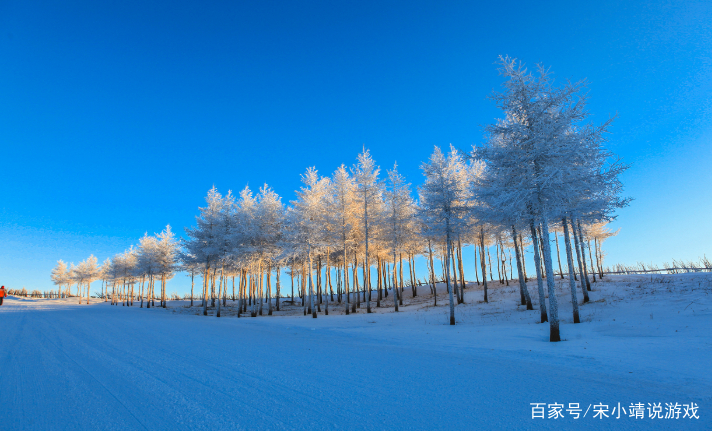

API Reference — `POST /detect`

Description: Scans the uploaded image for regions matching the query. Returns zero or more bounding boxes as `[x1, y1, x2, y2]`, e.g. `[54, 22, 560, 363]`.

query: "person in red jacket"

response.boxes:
[0, 285, 6, 306]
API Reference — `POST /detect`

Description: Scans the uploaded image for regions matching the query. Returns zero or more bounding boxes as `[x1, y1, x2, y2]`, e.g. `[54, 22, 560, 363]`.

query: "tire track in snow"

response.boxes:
[34, 310, 252, 431]
[34, 323, 151, 431]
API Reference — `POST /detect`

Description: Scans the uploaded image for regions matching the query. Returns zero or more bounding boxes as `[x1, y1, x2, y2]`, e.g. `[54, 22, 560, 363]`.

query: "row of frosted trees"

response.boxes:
[50, 227, 180, 308]
[50, 58, 627, 341]
[3, 288, 61, 298]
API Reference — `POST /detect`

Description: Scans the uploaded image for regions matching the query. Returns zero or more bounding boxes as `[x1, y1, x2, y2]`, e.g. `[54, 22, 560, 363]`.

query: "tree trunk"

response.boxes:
[576, 218, 592, 291]
[540, 216, 561, 342]
[399, 253, 405, 304]
[487, 245, 494, 282]
[474, 245, 480, 285]
[189, 272, 194, 307]
[290, 262, 295, 304]
[253, 272, 259, 317]
[216, 269, 223, 317]
[302, 263, 307, 316]
[336, 266, 341, 303]
[409, 254, 417, 297]
[571, 216, 590, 303]
[537, 226, 546, 279]
[267, 263, 273, 316]
[450, 243, 461, 304]
[353, 254, 360, 312]
[512, 226, 533, 310]
[276, 266, 281, 311]
[428, 240, 437, 306]
[587, 240, 597, 283]
[236, 275, 242, 318]
[243, 270, 248, 313]
[344, 243, 350, 315]
[446, 220, 455, 325]
[519, 233, 528, 282]
[555, 231, 565, 279]
[457, 239, 465, 303]
[501, 241, 507, 284]
[529, 221, 548, 323]
[495, 241, 502, 284]
[308, 244, 317, 318]
[376, 256, 382, 307]
[327, 252, 334, 302]
[210, 268, 215, 308]
[562, 217, 581, 323]
[363, 191, 372, 313]
[392, 250, 399, 312]
[363, 258, 369, 304]
[258, 263, 264, 316]
[595, 238, 604, 278]
[479, 227, 488, 303]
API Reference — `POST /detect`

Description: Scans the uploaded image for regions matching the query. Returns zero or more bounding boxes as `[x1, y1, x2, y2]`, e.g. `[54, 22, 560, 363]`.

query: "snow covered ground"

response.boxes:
[1, 273, 709, 430]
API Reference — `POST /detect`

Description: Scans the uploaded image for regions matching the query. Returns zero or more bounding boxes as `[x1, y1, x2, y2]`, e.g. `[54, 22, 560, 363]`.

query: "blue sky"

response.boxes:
[1, 0, 711, 293]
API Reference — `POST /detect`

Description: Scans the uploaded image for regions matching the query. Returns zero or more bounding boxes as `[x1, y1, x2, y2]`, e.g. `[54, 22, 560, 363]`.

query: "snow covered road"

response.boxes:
[1, 287, 709, 430]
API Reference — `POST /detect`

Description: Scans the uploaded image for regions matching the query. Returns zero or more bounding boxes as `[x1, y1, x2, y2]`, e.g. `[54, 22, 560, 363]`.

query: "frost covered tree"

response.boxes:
[184, 187, 225, 316]
[250, 185, 284, 316]
[137, 232, 161, 308]
[98, 258, 110, 301]
[352, 149, 384, 314]
[179, 251, 201, 307]
[326, 165, 358, 314]
[51, 260, 71, 298]
[156, 225, 179, 308]
[471, 134, 540, 315]
[383, 163, 415, 312]
[586, 222, 619, 277]
[116, 248, 138, 306]
[418, 146, 471, 325]
[74, 255, 99, 304]
[289, 168, 331, 318]
[477, 56, 628, 340]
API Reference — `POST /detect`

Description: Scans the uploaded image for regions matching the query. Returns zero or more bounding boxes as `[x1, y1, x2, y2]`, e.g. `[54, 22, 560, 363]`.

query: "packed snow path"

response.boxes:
[1, 276, 710, 430]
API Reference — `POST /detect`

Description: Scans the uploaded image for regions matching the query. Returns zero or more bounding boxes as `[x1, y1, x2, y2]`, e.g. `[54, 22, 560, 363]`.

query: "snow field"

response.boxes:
[1, 273, 709, 430]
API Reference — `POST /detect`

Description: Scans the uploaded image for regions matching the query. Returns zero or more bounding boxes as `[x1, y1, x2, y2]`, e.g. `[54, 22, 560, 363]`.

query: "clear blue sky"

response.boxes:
[1, 0, 711, 293]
